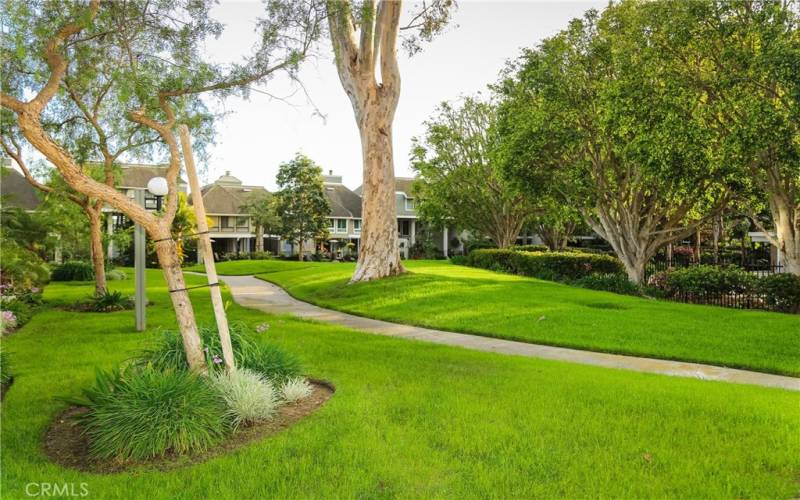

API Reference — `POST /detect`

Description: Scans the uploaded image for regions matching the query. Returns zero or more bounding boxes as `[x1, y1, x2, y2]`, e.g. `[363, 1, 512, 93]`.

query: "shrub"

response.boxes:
[449, 255, 468, 266]
[87, 290, 134, 312]
[467, 249, 624, 281]
[51, 261, 94, 281]
[757, 274, 800, 313]
[106, 269, 127, 281]
[1, 311, 17, 335]
[0, 346, 11, 385]
[1, 298, 32, 327]
[464, 239, 496, 254]
[134, 323, 302, 379]
[511, 244, 549, 253]
[72, 367, 228, 460]
[241, 342, 303, 382]
[248, 251, 273, 261]
[210, 368, 279, 427]
[281, 377, 313, 403]
[572, 273, 643, 296]
[664, 265, 755, 295]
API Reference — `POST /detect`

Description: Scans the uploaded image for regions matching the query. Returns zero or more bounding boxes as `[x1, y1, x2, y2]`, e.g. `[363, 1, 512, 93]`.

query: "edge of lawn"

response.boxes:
[247, 270, 800, 378]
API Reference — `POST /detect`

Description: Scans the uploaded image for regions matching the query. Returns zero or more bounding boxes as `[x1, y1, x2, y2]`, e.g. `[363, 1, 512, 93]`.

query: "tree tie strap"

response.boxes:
[169, 282, 220, 294]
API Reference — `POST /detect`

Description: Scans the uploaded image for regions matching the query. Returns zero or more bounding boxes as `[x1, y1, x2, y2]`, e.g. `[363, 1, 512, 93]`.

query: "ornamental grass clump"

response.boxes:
[71, 368, 228, 461]
[133, 323, 260, 373]
[210, 368, 279, 428]
[240, 342, 303, 383]
[281, 377, 313, 403]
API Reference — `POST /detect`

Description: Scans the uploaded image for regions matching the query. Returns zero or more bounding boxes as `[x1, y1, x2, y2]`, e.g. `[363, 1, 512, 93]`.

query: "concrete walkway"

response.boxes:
[221, 274, 800, 392]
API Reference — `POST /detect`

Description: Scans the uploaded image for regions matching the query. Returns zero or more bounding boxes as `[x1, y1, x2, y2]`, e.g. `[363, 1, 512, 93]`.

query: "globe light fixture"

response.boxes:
[146, 176, 168, 211]
[146, 176, 168, 197]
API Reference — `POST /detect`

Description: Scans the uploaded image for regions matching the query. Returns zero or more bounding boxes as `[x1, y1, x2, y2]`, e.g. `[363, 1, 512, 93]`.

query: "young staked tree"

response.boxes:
[498, 2, 733, 283]
[411, 96, 539, 248]
[274, 154, 331, 260]
[242, 191, 281, 253]
[323, 0, 455, 282]
[1, 0, 322, 371]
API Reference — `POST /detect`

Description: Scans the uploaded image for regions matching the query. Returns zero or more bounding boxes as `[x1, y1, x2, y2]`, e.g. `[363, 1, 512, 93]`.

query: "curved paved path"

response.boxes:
[221, 274, 800, 392]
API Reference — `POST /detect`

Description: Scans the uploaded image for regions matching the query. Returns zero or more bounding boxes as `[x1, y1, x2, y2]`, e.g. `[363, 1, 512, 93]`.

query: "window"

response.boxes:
[353, 219, 361, 233]
[405, 197, 415, 211]
[221, 216, 231, 229]
[337, 219, 347, 233]
[209, 216, 219, 230]
[236, 216, 249, 229]
[398, 220, 410, 236]
[328, 219, 335, 232]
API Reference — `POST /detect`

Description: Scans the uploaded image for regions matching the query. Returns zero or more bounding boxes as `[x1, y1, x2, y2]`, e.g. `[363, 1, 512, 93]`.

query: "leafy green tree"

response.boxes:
[1, 0, 322, 372]
[242, 192, 281, 253]
[663, 0, 800, 274]
[411, 96, 539, 248]
[498, 2, 733, 282]
[274, 154, 330, 260]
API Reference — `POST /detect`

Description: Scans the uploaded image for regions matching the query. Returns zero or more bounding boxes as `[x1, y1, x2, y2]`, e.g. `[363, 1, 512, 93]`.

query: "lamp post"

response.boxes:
[133, 176, 168, 332]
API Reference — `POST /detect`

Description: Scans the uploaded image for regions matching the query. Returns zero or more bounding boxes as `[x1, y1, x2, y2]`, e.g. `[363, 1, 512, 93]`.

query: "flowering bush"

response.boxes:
[210, 368, 279, 427]
[1, 311, 18, 335]
[281, 377, 313, 403]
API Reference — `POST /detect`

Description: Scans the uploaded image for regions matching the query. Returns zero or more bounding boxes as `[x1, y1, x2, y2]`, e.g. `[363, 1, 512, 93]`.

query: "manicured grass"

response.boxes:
[2, 269, 799, 498]
[198, 259, 800, 376]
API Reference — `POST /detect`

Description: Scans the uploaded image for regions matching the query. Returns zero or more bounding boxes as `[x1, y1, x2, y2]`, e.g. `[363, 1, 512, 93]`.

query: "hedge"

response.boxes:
[466, 249, 624, 281]
[757, 274, 800, 313]
[663, 265, 755, 295]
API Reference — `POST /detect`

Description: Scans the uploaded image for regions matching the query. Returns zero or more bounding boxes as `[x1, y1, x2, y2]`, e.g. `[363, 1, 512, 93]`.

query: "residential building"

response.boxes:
[189, 171, 271, 259]
[321, 171, 363, 258]
[0, 164, 42, 212]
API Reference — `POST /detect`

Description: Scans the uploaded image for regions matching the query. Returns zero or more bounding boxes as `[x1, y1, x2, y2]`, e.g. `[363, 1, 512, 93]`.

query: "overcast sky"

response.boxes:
[200, 0, 606, 191]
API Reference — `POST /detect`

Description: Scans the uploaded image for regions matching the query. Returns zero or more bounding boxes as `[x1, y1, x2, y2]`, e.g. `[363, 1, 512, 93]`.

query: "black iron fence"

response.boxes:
[643, 259, 794, 313]
[645, 259, 784, 281]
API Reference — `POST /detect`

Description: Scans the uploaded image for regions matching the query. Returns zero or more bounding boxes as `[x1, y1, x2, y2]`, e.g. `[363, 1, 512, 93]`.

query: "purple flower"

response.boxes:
[212, 355, 223, 365]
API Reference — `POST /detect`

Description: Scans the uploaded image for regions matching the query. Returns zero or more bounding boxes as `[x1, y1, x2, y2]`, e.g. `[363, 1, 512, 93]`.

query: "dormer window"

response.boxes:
[405, 197, 415, 211]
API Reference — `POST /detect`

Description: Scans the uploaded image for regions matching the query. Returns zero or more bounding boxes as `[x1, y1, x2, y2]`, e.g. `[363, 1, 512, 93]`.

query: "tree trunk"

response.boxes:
[298, 239, 304, 261]
[153, 233, 207, 374]
[87, 205, 107, 295]
[351, 118, 404, 281]
[771, 201, 800, 275]
[255, 225, 264, 252]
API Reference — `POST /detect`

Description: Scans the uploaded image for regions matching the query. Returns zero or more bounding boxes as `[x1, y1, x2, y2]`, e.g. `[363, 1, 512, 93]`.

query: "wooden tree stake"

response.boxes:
[178, 124, 235, 371]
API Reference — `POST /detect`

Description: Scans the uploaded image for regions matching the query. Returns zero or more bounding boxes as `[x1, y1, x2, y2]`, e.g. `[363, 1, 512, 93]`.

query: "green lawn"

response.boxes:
[2, 269, 799, 498]
[193, 259, 800, 376]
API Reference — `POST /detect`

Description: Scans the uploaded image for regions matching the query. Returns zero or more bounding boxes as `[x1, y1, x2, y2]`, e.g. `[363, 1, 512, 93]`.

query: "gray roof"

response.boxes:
[192, 184, 270, 214]
[118, 164, 187, 189]
[355, 177, 417, 197]
[1, 167, 42, 210]
[324, 183, 362, 218]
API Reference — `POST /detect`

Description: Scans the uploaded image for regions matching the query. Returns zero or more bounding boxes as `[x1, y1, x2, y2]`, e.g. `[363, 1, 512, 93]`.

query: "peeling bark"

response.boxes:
[86, 206, 107, 294]
[329, 0, 405, 282]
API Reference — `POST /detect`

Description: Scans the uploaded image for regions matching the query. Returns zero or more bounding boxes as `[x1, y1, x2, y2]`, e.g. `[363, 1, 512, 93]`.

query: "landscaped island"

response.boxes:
[193, 259, 800, 376]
